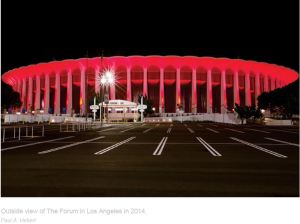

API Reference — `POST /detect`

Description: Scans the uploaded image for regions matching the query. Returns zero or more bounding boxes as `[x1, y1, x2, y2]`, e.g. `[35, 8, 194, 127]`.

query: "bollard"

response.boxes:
[14, 127, 16, 139]
[19, 127, 21, 140]
[3, 128, 5, 142]
[32, 126, 34, 138]
[42, 125, 44, 137]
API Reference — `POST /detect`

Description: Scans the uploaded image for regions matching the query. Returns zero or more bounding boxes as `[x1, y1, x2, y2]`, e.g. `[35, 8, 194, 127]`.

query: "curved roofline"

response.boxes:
[2, 56, 298, 87]
[2, 55, 298, 74]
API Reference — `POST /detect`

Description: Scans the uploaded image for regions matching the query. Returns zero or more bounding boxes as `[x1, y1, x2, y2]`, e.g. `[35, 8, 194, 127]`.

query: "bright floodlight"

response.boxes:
[108, 77, 114, 84]
[100, 77, 107, 84]
[101, 68, 115, 85]
[105, 70, 113, 78]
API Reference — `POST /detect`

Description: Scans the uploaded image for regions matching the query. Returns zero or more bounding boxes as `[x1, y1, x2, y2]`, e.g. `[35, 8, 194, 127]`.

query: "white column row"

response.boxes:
[17, 69, 282, 114]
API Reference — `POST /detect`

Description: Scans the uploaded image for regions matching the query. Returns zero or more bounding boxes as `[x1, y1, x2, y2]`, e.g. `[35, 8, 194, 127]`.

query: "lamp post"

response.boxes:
[99, 69, 115, 124]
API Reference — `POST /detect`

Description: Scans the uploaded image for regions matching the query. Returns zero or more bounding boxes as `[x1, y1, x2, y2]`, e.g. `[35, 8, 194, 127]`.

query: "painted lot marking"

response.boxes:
[206, 128, 219, 133]
[196, 137, 222, 157]
[143, 128, 153, 133]
[265, 137, 300, 147]
[265, 129, 298, 134]
[1, 136, 75, 151]
[187, 128, 194, 133]
[225, 128, 245, 133]
[245, 128, 270, 134]
[230, 137, 287, 158]
[94, 137, 136, 155]
[167, 128, 172, 134]
[97, 128, 116, 133]
[153, 137, 168, 156]
[120, 127, 138, 133]
[38, 136, 105, 154]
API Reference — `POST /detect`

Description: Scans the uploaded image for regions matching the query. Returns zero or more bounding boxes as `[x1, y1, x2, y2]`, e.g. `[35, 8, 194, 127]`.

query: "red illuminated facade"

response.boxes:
[2, 56, 298, 114]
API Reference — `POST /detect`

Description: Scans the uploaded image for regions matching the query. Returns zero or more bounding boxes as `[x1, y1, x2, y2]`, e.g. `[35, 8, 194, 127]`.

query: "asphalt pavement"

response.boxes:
[1, 122, 299, 196]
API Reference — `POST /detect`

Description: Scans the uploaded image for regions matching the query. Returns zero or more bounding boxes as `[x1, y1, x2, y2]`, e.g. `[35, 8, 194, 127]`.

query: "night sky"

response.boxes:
[1, 1, 299, 74]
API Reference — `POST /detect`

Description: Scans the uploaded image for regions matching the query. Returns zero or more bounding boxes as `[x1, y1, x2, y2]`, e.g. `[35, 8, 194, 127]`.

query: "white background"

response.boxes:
[1, 198, 300, 224]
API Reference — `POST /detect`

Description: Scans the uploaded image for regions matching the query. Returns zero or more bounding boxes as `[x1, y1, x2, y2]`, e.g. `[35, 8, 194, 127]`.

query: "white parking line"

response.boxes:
[265, 137, 300, 147]
[143, 128, 154, 133]
[206, 128, 219, 133]
[187, 128, 194, 133]
[167, 128, 172, 134]
[38, 136, 105, 154]
[94, 137, 136, 155]
[153, 137, 168, 155]
[225, 128, 245, 133]
[245, 128, 270, 134]
[120, 127, 137, 133]
[97, 128, 116, 133]
[265, 129, 298, 134]
[2, 136, 75, 151]
[230, 137, 287, 158]
[196, 137, 222, 157]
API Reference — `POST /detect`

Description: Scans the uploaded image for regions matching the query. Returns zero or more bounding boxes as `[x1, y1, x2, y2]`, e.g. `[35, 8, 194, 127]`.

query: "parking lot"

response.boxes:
[1, 122, 299, 196]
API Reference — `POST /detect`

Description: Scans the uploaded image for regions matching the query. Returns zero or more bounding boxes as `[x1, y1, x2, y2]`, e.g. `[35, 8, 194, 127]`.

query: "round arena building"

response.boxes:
[2, 56, 298, 115]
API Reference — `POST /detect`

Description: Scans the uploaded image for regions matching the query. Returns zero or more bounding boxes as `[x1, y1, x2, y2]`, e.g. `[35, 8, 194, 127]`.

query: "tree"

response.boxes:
[1, 81, 22, 111]
[257, 79, 299, 119]
[138, 94, 154, 117]
[234, 103, 246, 124]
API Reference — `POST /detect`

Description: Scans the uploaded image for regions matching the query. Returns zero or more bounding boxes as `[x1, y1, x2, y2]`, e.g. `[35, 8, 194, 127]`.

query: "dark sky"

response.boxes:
[1, 0, 299, 73]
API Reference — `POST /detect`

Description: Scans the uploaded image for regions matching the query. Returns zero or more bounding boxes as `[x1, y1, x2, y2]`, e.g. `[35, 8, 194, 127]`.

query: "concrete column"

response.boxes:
[271, 78, 275, 91]
[233, 71, 240, 106]
[80, 67, 86, 115]
[44, 74, 50, 113]
[126, 67, 131, 101]
[206, 69, 212, 113]
[67, 70, 73, 114]
[17, 79, 22, 94]
[159, 68, 164, 113]
[22, 78, 27, 110]
[95, 66, 100, 94]
[255, 73, 260, 106]
[264, 75, 269, 92]
[176, 68, 181, 107]
[27, 77, 33, 111]
[110, 83, 115, 100]
[221, 70, 227, 113]
[191, 68, 197, 113]
[34, 75, 41, 110]
[143, 67, 148, 97]
[54, 72, 61, 115]
[245, 72, 251, 106]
